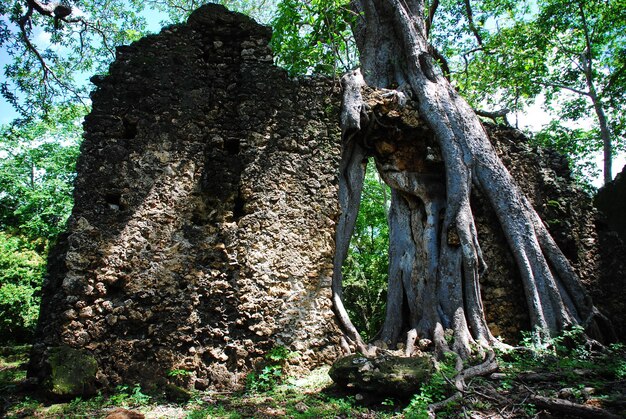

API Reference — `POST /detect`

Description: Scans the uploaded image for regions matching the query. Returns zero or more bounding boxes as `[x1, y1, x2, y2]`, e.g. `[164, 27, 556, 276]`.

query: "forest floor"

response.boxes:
[1, 340, 625, 418]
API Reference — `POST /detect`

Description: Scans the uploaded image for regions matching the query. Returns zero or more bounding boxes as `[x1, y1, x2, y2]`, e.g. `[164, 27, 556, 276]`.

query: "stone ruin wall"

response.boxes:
[30, 4, 343, 392]
[30, 4, 625, 395]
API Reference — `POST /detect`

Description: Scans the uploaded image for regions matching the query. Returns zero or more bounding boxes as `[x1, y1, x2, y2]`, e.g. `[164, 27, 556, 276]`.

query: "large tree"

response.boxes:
[331, 0, 612, 363]
[2, 0, 615, 363]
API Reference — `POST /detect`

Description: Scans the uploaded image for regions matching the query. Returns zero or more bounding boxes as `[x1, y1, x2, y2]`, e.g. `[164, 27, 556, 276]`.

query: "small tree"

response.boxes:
[0, 106, 81, 342]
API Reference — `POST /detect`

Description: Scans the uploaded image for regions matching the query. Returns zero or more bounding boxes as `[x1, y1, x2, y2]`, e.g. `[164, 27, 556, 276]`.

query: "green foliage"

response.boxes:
[245, 345, 296, 393]
[187, 405, 242, 419]
[342, 162, 390, 340]
[0, 345, 29, 395]
[168, 368, 191, 377]
[246, 364, 284, 393]
[271, 0, 357, 76]
[1, 0, 149, 118]
[0, 104, 83, 242]
[0, 104, 82, 343]
[404, 353, 457, 419]
[110, 384, 152, 406]
[147, 0, 279, 25]
[0, 233, 45, 343]
[1, 0, 283, 118]
[609, 343, 626, 379]
[430, 0, 626, 182]
[498, 326, 626, 382]
[266, 344, 294, 362]
[534, 120, 602, 188]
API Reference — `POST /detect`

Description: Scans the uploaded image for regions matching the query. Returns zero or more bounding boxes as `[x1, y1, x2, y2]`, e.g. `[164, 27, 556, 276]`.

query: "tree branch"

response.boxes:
[463, 0, 483, 47]
[541, 81, 590, 97]
[475, 108, 510, 125]
[425, 0, 439, 38]
[428, 44, 451, 81]
[18, 4, 49, 81]
[14, 0, 110, 109]
[530, 395, 621, 419]
[578, 2, 594, 76]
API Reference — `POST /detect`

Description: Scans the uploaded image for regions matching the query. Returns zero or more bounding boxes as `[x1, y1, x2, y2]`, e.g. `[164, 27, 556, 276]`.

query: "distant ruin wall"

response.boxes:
[30, 4, 342, 392]
[474, 126, 625, 341]
[30, 4, 624, 395]
[596, 164, 626, 244]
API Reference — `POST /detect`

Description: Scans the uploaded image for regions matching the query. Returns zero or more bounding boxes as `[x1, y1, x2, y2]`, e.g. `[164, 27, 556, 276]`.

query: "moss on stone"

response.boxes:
[329, 353, 434, 396]
[46, 346, 98, 397]
[164, 383, 192, 402]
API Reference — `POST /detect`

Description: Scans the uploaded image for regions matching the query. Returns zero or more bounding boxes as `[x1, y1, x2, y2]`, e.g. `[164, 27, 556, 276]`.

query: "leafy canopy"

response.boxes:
[0, 104, 82, 342]
[0, 104, 82, 243]
[271, 0, 356, 76]
[0, 0, 149, 118]
[428, 0, 626, 183]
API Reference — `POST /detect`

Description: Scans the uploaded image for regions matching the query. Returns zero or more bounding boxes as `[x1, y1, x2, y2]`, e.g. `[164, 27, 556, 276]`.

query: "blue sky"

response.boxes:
[0, 7, 167, 125]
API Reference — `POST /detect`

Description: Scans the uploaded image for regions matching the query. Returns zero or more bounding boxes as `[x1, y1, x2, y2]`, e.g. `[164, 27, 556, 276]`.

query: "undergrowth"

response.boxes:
[2, 333, 625, 418]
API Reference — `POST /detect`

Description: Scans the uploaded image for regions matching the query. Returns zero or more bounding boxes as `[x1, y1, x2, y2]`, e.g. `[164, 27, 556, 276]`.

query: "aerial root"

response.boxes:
[404, 329, 418, 356]
[429, 349, 499, 415]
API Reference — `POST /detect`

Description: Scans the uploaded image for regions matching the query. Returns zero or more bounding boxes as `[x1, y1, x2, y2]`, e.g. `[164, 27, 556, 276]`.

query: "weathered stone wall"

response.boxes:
[30, 4, 342, 393]
[596, 164, 626, 244]
[476, 126, 626, 341]
[29, 3, 624, 396]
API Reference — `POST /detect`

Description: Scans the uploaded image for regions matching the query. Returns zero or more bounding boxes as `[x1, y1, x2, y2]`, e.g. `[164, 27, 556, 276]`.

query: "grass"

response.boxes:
[0, 348, 403, 418]
[2, 337, 625, 418]
[0, 346, 28, 384]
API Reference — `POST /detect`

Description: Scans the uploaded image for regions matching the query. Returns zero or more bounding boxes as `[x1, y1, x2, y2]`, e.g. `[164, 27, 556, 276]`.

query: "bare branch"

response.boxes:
[17, 4, 50, 81]
[475, 108, 510, 125]
[14, 0, 112, 109]
[541, 81, 590, 97]
[463, 0, 483, 47]
[425, 0, 439, 37]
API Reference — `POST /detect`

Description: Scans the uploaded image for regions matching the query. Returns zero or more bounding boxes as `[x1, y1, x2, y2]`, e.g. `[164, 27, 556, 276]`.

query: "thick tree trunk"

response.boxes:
[331, 0, 611, 358]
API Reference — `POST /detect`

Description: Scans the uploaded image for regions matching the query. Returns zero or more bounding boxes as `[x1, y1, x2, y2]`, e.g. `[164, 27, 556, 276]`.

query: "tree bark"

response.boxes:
[578, 2, 613, 184]
[331, 0, 611, 358]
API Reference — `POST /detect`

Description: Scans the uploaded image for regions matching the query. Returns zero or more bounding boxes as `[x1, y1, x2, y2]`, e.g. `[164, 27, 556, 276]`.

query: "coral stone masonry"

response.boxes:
[29, 4, 343, 393]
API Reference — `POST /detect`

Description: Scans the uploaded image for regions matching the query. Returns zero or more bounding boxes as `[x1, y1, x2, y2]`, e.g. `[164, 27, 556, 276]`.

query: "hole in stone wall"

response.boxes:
[233, 194, 245, 221]
[224, 138, 240, 155]
[233, 193, 245, 221]
[105, 192, 121, 206]
[107, 278, 124, 295]
[122, 118, 137, 139]
[105, 192, 125, 211]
